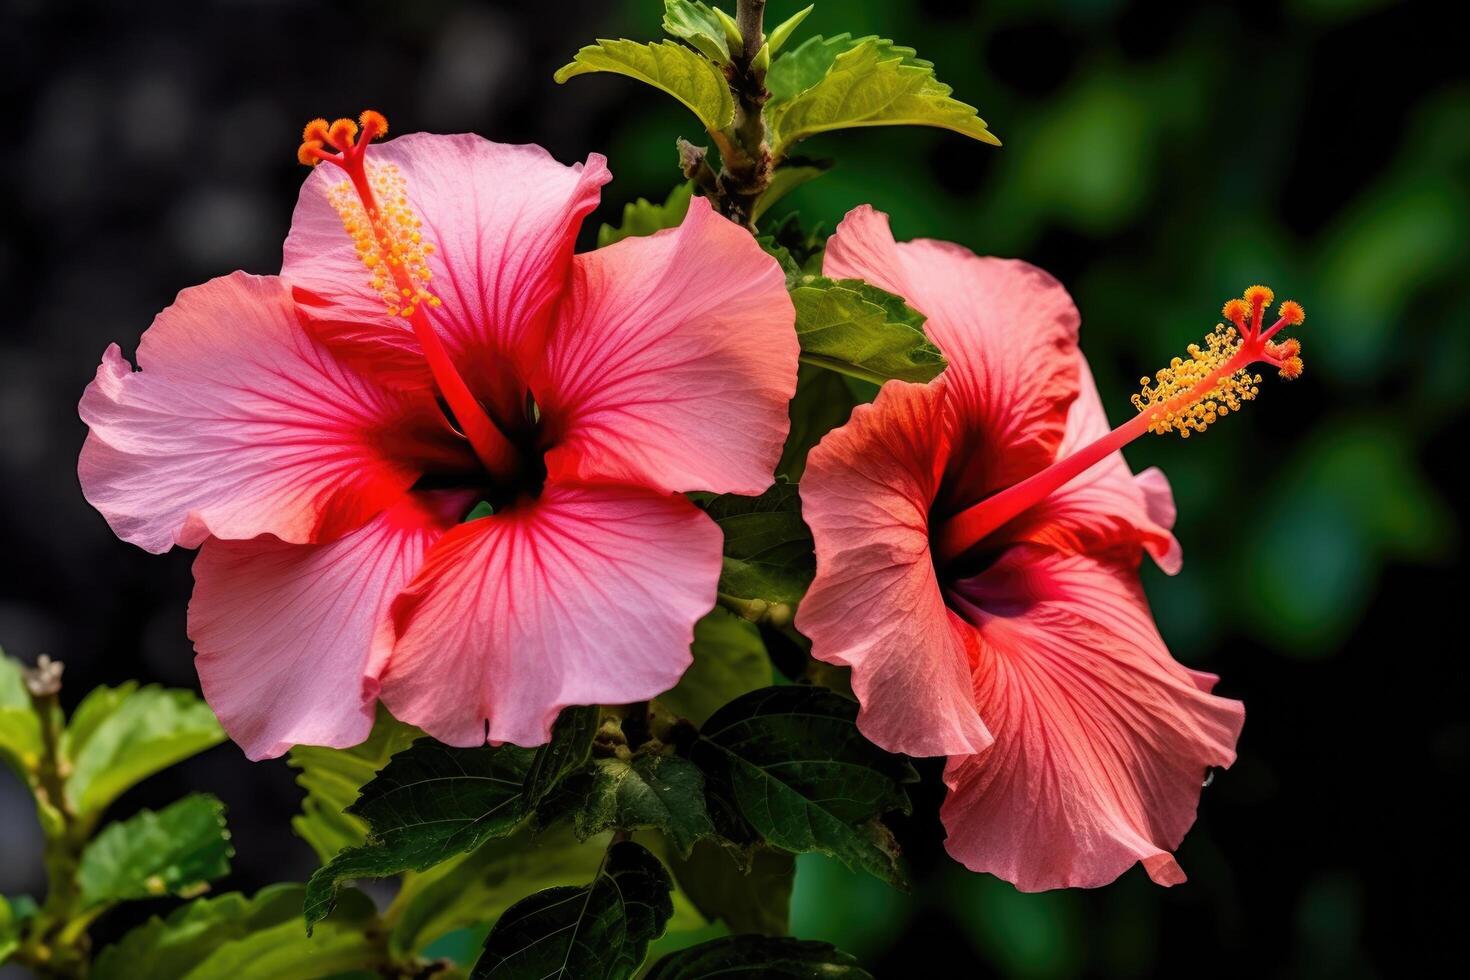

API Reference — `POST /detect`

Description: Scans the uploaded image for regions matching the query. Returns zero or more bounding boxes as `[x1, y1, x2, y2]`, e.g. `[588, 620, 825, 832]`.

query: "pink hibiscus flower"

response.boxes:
[797, 206, 1305, 890]
[78, 112, 798, 759]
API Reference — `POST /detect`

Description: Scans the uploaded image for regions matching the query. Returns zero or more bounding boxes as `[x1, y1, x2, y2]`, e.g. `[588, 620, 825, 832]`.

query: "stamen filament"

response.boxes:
[936, 289, 1305, 567]
[302, 112, 518, 479]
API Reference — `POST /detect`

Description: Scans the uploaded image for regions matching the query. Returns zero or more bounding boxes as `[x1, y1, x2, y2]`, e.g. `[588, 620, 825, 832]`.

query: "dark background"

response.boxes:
[2, 0, 1465, 976]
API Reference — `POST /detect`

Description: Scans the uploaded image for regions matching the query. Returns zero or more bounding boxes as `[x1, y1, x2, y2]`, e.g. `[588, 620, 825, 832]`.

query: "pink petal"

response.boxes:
[380, 483, 721, 747]
[1002, 354, 1183, 573]
[940, 548, 1244, 891]
[824, 205, 1080, 498]
[283, 134, 610, 410]
[535, 198, 798, 495]
[188, 491, 471, 760]
[797, 380, 993, 759]
[292, 285, 434, 391]
[78, 272, 459, 554]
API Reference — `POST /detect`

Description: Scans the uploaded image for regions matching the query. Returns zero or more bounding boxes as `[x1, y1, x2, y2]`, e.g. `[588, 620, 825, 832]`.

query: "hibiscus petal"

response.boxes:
[535, 198, 798, 495]
[823, 205, 1080, 499]
[79, 272, 457, 553]
[380, 483, 721, 747]
[940, 548, 1243, 891]
[1003, 354, 1183, 573]
[283, 134, 610, 410]
[797, 379, 993, 759]
[188, 491, 471, 760]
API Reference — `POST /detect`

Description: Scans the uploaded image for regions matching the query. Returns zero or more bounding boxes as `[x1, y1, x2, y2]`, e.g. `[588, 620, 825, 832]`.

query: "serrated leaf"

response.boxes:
[555, 39, 734, 134]
[657, 608, 771, 728]
[92, 884, 379, 980]
[78, 794, 233, 908]
[64, 685, 225, 821]
[0, 653, 41, 779]
[767, 38, 999, 159]
[791, 275, 947, 385]
[598, 182, 694, 248]
[666, 841, 794, 936]
[544, 754, 714, 857]
[646, 935, 872, 979]
[767, 33, 930, 103]
[288, 705, 422, 863]
[700, 483, 815, 606]
[470, 840, 674, 980]
[304, 739, 535, 930]
[522, 706, 600, 808]
[691, 686, 917, 887]
[387, 824, 611, 960]
[661, 1, 731, 64]
[751, 158, 831, 224]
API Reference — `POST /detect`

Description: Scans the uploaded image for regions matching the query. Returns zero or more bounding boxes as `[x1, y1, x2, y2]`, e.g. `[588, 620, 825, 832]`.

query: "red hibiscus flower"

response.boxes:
[79, 112, 798, 759]
[798, 205, 1304, 890]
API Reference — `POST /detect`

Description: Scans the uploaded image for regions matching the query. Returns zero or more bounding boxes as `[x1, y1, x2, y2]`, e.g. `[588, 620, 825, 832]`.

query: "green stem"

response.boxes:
[715, 0, 772, 228]
[16, 660, 89, 978]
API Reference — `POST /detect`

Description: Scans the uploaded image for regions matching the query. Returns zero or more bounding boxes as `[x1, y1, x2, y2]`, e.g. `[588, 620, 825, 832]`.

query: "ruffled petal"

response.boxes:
[283, 134, 610, 412]
[188, 491, 471, 760]
[380, 483, 721, 747]
[1002, 354, 1183, 573]
[823, 206, 1080, 500]
[797, 380, 993, 759]
[939, 548, 1243, 891]
[535, 198, 798, 495]
[78, 272, 459, 554]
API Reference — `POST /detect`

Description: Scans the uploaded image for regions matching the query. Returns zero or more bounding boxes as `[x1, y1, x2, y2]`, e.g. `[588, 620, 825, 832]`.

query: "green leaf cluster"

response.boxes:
[1, 650, 230, 973]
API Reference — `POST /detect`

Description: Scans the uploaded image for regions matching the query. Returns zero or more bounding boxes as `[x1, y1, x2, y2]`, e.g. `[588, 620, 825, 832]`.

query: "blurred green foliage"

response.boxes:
[592, 0, 1465, 974]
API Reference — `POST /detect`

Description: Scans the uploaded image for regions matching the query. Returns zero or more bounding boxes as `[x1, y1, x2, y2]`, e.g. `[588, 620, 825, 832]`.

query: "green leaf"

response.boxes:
[78, 794, 233, 908]
[666, 841, 794, 936]
[777, 364, 859, 481]
[92, 884, 379, 980]
[766, 38, 999, 160]
[766, 5, 815, 56]
[288, 705, 423, 863]
[304, 739, 535, 930]
[522, 706, 600, 808]
[1, 895, 21, 965]
[598, 182, 695, 248]
[0, 653, 41, 779]
[387, 824, 611, 960]
[64, 685, 225, 822]
[791, 275, 946, 385]
[767, 34, 929, 103]
[646, 935, 872, 979]
[700, 483, 815, 606]
[751, 158, 831, 224]
[470, 840, 674, 980]
[543, 754, 714, 857]
[555, 40, 734, 134]
[661, 1, 732, 65]
[691, 686, 917, 887]
[657, 608, 771, 728]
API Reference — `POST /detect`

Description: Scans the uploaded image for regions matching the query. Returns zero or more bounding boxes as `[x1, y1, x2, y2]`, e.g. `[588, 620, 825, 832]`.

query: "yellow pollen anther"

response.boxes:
[1132, 323, 1262, 437]
[327, 161, 439, 316]
[1244, 284, 1275, 308]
